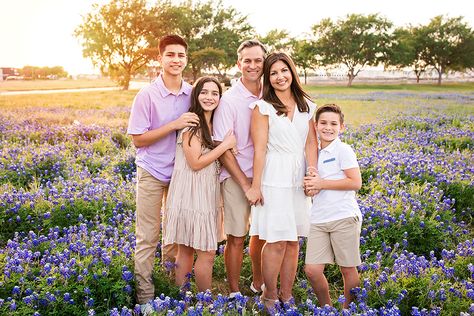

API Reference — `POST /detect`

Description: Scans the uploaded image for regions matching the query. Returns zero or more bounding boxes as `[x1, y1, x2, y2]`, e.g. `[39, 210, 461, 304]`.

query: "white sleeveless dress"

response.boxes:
[249, 100, 316, 242]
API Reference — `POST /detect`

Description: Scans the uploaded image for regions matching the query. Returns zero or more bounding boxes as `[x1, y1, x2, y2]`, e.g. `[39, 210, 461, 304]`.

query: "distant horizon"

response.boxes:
[1, 0, 473, 75]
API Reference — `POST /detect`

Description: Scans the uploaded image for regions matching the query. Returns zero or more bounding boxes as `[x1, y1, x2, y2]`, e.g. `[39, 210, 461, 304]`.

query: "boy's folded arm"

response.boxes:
[323, 167, 362, 191]
[304, 167, 362, 191]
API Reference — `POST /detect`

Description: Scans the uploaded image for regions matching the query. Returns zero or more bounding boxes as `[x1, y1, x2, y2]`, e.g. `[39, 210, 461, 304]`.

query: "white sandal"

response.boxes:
[250, 282, 264, 294]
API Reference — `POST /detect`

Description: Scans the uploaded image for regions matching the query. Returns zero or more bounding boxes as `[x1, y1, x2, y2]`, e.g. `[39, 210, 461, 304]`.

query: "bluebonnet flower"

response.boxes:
[11, 286, 20, 296]
[121, 269, 133, 282]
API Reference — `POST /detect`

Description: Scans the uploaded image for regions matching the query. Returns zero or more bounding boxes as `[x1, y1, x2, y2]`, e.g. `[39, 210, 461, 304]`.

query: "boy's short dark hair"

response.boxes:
[159, 34, 188, 55]
[315, 103, 345, 124]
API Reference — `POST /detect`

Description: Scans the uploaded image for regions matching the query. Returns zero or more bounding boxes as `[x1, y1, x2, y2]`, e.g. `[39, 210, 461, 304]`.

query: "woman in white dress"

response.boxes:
[245, 52, 318, 310]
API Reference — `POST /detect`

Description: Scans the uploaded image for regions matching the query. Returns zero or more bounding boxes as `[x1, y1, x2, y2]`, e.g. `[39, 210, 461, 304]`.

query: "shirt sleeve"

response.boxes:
[249, 100, 270, 116]
[127, 90, 151, 135]
[308, 101, 317, 121]
[213, 97, 235, 142]
[339, 144, 359, 170]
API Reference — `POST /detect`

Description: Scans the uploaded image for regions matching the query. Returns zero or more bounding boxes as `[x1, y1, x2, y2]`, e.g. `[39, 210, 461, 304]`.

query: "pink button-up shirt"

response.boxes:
[213, 78, 260, 182]
[127, 75, 192, 183]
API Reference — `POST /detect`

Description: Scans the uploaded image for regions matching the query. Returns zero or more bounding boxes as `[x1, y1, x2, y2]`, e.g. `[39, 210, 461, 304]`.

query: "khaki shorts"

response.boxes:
[305, 217, 361, 267]
[221, 177, 251, 237]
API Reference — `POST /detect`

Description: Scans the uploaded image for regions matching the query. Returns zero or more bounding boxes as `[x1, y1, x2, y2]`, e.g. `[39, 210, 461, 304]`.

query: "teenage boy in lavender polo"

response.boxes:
[127, 34, 199, 315]
[213, 39, 267, 298]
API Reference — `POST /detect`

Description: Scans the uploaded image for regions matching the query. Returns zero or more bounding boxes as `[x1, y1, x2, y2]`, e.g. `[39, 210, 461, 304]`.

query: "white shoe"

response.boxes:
[140, 302, 154, 315]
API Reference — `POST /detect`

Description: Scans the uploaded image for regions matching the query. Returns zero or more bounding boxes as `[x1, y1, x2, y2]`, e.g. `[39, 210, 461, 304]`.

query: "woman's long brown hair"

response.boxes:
[262, 52, 311, 115]
[187, 76, 222, 149]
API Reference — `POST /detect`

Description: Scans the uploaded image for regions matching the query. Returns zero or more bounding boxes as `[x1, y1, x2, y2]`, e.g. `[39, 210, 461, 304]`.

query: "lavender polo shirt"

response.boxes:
[127, 75, 192, 183]
[213, 78, 260, 182]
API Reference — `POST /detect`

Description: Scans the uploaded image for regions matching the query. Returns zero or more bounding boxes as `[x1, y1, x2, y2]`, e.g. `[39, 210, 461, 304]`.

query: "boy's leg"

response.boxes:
[278, 240, 299, 301]
[221, 178, 251, 293]
[134, 167, 168, 304]
[161, 187, 178, 267]
[340, 266, 359, 308]
[175, 244, 194, 288]
[305, 222, 334, 307]
[305, 264, 331, 306]
[330, 217, 362, 308]
[195, 250, 216, 292]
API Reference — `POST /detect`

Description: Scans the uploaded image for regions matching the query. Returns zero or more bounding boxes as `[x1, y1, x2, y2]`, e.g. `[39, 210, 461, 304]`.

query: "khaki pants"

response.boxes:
[134, 167, 177, 304]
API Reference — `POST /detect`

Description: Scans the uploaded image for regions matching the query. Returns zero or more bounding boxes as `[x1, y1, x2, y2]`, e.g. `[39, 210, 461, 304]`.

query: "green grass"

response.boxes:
[0, 79, 117, 91]
[303, 82, 474, 127]
[0, 90, 136, 109]
[303, 82, 474, 94]
[0, 91, 136, 127]
[1, 83, 473, 128]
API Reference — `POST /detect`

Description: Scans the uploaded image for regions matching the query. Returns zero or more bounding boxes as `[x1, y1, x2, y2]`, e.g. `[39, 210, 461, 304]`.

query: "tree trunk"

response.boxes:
[192, 65, 200, 82]
[347, 75, 354, 87]
[437, 70, 442, 85]
[347, 69, 355, 87]
[416, 74, 420, 83]
[304, 70, 307, 85]
[121, 71, 131, 90]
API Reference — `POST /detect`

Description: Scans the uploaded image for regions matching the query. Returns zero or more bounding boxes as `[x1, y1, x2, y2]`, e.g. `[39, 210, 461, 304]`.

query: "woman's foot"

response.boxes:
[260, 294, 279, 314]
[279, 295, 295, 307]
[250, 282, 264, 294]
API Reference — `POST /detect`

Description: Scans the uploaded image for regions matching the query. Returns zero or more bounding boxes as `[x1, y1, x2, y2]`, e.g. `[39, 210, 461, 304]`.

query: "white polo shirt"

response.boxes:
[310, 138, 362, 224]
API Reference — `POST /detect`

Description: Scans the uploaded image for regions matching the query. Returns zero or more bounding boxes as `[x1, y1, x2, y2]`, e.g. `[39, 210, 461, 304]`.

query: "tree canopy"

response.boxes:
[312, 14, 392, 86]
[162, 0, 254, 80]
[74, 0, 161, 90]
[385, 27, 428, 83]
[75, 0, 253, 88]
[290, 39, 318, 85]
[415, 15, 474, 85]
[258, 29, 291, 52]
[75, 1, 473, 88]
[19, 66, 68, 79]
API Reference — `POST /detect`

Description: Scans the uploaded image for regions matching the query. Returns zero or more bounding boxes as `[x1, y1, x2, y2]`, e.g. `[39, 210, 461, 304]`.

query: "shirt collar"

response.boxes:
[154, 74, 192, 97]
[320, 137, 341, 153]
[236, 77, 262, 99]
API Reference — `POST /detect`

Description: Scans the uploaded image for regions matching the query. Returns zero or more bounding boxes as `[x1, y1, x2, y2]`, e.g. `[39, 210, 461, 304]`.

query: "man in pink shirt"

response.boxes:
[127, 34, 199, 314]
[213, 39, 267, 298]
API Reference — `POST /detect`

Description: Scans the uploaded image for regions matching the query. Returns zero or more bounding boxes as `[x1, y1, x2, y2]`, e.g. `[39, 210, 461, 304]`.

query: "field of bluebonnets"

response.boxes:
[0, 85, 473, 315]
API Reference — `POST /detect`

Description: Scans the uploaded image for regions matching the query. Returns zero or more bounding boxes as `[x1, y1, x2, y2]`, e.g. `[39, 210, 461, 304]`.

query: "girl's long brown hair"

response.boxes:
[187, 76, 222, 149]
[262, 52, 311, 115]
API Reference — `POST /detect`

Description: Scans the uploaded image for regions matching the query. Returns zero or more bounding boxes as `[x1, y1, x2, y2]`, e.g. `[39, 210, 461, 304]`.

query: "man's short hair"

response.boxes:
[237, 39, 267, 60]
[315, 104, 345, 124]
[159, 34, 188, 55]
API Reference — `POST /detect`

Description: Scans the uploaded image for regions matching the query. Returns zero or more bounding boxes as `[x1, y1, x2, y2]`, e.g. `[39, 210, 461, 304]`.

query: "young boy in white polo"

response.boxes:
[303, 104, 362, 308]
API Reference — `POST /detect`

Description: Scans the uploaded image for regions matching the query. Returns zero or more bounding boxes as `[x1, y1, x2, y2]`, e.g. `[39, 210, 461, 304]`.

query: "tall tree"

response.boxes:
[291, 39, 318, 85]
[74, 0, 162, 90]
[312, 14, 392, 86]
[385, 27, 428, 83]
[417, 15, 474, 85]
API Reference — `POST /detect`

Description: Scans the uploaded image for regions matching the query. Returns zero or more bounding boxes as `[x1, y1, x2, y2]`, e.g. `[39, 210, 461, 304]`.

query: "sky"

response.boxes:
[0, 0, 473, 75]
